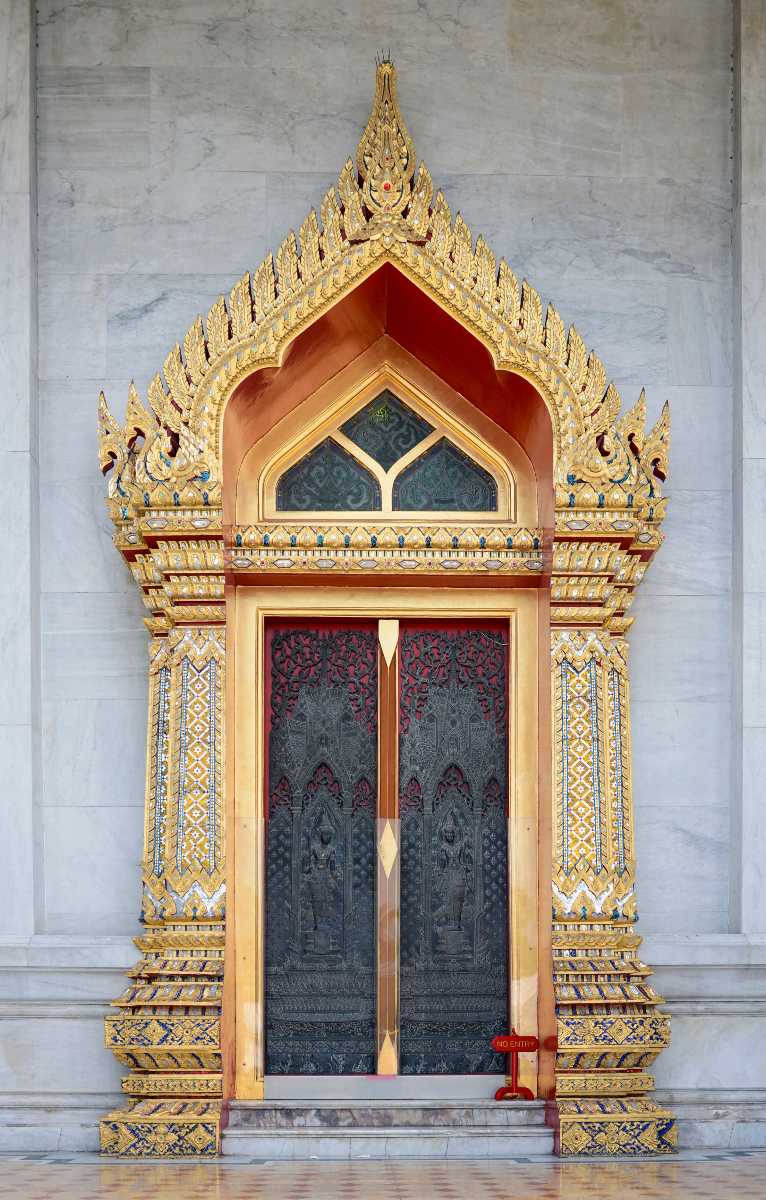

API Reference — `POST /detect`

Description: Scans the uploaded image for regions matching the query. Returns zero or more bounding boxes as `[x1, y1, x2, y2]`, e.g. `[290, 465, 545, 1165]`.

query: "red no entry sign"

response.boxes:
[492, 1033, 539, 1054]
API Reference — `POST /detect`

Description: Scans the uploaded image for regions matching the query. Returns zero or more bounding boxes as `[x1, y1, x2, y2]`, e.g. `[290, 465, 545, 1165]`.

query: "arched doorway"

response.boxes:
[97, 61, 674, 1158]
[224, 295, 551, 1098]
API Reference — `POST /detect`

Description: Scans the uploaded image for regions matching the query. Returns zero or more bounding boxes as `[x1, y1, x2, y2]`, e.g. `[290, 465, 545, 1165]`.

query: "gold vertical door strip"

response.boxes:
[376, 619, 400, 1075]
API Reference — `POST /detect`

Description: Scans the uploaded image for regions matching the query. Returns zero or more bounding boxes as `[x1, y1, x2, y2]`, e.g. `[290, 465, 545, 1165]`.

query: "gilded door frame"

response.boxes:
[230, 584, 544, 1099]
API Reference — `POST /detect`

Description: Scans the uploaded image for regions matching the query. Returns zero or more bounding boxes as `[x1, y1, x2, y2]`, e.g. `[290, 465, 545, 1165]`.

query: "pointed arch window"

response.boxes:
[276, 439, 382, 511]
[340, 390, 434, 471]
[393, 439, 497, 512]
[274, 385, 502, 518]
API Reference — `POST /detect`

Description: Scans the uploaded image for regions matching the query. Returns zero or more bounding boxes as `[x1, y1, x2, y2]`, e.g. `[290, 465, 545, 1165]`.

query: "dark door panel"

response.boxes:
[265, 624, 377, 1075]
[399, 623, 510, 1074]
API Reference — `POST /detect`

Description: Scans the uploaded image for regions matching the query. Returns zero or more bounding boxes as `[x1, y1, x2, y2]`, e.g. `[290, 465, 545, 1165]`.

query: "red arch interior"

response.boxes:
[222, 263, 553, 527]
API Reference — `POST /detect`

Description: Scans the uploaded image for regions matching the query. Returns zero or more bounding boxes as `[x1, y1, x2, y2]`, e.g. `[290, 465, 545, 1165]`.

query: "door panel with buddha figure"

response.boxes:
[264, 620, 509, 1077]
[398, 623, 509, 1075]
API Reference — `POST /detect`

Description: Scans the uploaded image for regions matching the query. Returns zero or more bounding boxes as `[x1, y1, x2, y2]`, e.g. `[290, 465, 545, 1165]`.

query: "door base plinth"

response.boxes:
[99, 1100, 222, 1156]
[99, 921, 225, 1157]
[551, 921, 676, 1156]
[552, 1099, 677, 1156]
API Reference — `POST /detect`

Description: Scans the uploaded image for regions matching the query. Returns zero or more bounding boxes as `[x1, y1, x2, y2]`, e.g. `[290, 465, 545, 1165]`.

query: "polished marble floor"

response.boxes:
[0, 1153, 764, 1199]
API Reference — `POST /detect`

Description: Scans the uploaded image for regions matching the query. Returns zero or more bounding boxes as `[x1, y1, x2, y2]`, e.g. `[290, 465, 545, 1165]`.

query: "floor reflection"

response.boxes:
[0, 1152, 763, 1200]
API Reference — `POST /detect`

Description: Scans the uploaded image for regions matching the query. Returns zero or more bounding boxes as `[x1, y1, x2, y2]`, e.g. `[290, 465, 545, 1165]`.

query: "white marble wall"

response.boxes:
[32, 0, 736, 940]
[0, 0, 40, 937]
[735, 0, 766, 934]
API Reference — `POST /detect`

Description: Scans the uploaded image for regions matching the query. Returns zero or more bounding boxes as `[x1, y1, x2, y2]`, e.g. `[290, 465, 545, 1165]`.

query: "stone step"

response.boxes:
[223, 1125, 554, 1160]
[227, 1099, 546, 1130]
[0, 1094, 116, 1154]
[223, 1100, 554, 1158]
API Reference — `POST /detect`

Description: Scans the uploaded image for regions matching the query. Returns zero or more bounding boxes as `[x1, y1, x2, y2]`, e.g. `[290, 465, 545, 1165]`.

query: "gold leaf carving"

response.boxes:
[474, 236, 496, 302]
[298, 210, 322, 282]
[320, 188, 345, 261]
[163, 346, 192, 420]
[206, 297, 229, 361]
[617, 390, 647, 452]
[544, 304, 566, 360]
[357, 59, 415, 230]
[229, 273, 252, 339]
[253, 254, 276, 321]
[640, 402, 670, 484]
[125, 381, 155, 445]
[275, 235, 299, 298]
[148, 373, 179, 433]
[406, 163, 433, 239]
[98, 391, 126, 474]
[497, 260, 521, 325]
[429, 191, 452, 262]
[566, 327, 588, 391]
[183, 317, 208, 386]
[451, 214, 474, 282]
[338, 160, 367, 241]
[582, 352, 607, 410]
[521, 280, 543, 343]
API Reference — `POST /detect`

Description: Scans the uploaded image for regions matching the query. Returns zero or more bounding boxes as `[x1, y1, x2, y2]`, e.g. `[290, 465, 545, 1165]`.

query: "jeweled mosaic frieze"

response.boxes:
[551, 631, 634, 922]
[142, 629, 225, 923]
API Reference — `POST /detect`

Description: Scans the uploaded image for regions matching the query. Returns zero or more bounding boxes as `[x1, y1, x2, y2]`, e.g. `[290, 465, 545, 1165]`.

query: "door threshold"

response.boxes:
[264, 1075, 506, 1100]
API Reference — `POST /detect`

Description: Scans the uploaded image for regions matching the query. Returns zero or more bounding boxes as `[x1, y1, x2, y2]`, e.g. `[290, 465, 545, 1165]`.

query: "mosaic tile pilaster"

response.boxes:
[549, 630, 676, 1156]
[142, 628, 225, 923]
[100, 627, 226, 1157]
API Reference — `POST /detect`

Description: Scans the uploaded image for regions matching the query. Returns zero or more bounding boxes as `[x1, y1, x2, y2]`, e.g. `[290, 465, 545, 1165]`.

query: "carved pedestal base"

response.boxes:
[555, 1099, 677, 1156]
[100, 1099, 222, 1157]
[551, 922, 677, 1156]
[100, 922, 223, 1157]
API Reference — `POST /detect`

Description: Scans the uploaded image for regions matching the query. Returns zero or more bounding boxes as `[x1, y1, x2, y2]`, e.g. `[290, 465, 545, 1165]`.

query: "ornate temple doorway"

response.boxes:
[98, 61, 675, 1156]
[263, 618, 511, 1080]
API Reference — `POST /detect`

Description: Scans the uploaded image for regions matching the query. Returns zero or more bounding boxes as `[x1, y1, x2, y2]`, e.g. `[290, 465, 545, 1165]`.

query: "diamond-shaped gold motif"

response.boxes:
[144, 1019, 166, 1044]
[379, 821, 398, 878]
[187, 1122, 216, 1152]
[562, 1122, 590, 1155]
[609, 1018, 630, 1043]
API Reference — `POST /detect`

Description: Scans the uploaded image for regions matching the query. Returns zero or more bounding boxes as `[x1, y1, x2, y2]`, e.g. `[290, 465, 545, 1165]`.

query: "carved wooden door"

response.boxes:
[398, 623, 509, 1074]
[264, 619, 509, 1077]
[265, 623, 378, 1075]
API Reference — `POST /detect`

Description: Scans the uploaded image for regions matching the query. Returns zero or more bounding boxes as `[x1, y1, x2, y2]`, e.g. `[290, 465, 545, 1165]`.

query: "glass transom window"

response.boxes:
[275, 388, 499, 516]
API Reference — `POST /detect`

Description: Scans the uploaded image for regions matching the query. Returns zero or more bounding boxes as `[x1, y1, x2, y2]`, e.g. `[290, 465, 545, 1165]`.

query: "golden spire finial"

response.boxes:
[354, 58, 419, 243]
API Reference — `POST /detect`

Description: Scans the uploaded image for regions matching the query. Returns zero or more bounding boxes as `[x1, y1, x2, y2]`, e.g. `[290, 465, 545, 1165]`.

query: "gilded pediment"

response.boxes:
[98, 61, 668, 543]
